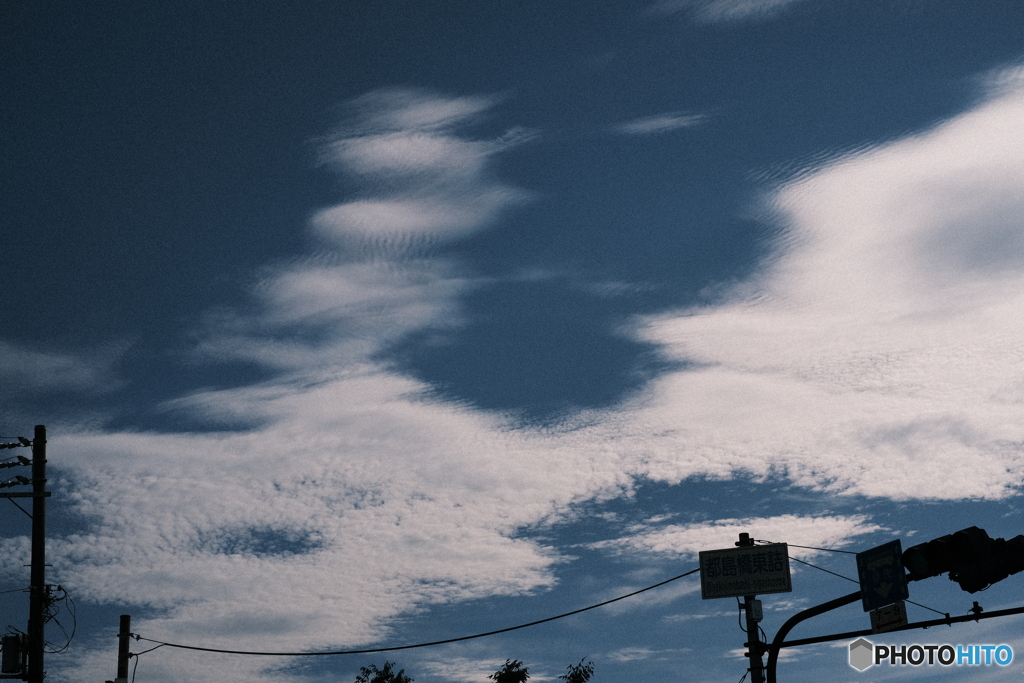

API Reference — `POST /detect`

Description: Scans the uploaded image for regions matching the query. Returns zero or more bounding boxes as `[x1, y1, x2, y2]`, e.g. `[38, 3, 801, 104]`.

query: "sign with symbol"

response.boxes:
[856, 540, 909, 612]
[699, 543, 792, 599]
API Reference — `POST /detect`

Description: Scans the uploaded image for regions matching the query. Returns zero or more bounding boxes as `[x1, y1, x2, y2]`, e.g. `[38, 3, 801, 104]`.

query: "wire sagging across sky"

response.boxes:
[133, 567, 701, 657]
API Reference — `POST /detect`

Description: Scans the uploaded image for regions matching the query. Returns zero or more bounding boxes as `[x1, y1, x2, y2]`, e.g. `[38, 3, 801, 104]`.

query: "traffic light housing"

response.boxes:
[902, 526, 1024, 593]
[902, 526, 989, 580]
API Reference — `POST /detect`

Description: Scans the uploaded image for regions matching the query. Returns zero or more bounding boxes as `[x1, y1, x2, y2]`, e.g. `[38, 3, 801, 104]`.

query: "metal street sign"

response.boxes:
[870, 600, 908, 633]
[856, 540, 909, 612]
[699, 543, 792, 599]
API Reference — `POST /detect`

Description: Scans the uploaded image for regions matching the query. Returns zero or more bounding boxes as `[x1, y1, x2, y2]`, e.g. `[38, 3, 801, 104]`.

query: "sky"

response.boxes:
[3, 1, 1024, 681]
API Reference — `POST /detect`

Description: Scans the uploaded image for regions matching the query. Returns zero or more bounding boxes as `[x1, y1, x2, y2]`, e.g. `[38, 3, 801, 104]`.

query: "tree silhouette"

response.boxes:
[559, 659, 594, 683]
[489, 659, 530, 683]
[354, 661, 413, 683]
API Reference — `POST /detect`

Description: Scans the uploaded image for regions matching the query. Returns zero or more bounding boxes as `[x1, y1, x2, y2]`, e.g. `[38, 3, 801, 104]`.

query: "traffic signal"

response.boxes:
[902, 527, 1024, 593]
[901, 526, 989, 580]
[954, 534, 1024, 593]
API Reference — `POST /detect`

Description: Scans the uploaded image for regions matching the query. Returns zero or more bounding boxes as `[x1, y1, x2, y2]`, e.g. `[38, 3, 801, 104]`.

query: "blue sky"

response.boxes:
[4, 1, 1024, 681]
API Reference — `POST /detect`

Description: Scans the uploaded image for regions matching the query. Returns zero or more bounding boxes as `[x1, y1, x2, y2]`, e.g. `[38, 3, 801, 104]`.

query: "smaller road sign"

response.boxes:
[870, 600, 908, 633]
[699, 543, 792, 599]
[857, 540, 909, 612]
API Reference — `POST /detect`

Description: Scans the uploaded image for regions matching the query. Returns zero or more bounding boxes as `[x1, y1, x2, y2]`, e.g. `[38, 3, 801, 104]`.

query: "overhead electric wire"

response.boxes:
[5, 498, 31, 519]
[763, 542, 948, 617]
[786, 552, 860, 581]
[43, 586, 77, 654]
[755, 539, 857, 555]
[133, 567, 700, 657]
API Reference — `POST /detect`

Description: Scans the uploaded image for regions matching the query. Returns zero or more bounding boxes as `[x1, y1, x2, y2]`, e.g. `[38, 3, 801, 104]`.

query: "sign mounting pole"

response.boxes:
[698, 532, 790, 683]
[737, 533, 765, 683]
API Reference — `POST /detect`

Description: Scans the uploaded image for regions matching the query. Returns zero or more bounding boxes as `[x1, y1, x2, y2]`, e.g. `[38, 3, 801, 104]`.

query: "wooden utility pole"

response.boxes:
[0, 426, 49, 681]
[27, 425, 47, 683]
[116, 615, 131, 683]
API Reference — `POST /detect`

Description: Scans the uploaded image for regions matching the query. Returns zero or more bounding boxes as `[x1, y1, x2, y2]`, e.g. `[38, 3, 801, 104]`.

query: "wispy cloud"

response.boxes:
[0, 341, 123, 394]
[621, 67, 1024, 500]
[606, 646, 690, 662]
[592, 579, 701, 615]
[19, 71, 1024, 682]
[314, 88, 534, 252]
[2, 89, 599, 682]
[420, 657, 523, 683]
[593, 515, 883, 559]
[649, 0, 808, 22]
[614, 112, 706, 136]
[335, 88, 495, 135]
[194, 88, 535, 371]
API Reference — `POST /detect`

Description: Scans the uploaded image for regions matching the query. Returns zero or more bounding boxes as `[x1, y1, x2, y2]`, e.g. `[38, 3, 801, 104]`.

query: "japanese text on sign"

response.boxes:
[699, 543, 792, 599]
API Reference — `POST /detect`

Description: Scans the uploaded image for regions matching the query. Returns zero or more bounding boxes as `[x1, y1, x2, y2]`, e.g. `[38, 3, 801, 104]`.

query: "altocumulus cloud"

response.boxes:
[10, 72, 1024, 681]
[5, 89, 624, 683]
[592, 515, 883, 560]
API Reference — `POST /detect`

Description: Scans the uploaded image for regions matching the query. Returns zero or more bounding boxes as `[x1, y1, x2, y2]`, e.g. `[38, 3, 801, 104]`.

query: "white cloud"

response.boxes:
[591, 578, 702, 616]
[615, 112, 706, 136]
[419, 657, 511, 683]
[193, 88, 532, 371]
[0, 341, 122, 394]
[649, 0, 808, 22]
[314, 88, 533, 253]
[0, 89, 550, 683]
[191, 259, 473, 372]
[607, 646, 659, 662]
[13, 377, 630, 679]
[21, 73, 1024, 682]
[620, 68, 1024, 500]
[593, 515, 883, 560]
[312, 189, 527, 246]
[339, 88, 496, 135]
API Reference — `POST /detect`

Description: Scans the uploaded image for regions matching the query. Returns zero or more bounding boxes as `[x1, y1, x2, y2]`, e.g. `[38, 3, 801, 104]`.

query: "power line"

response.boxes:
[133, 567, 700, 657]
[755, 539, 857, 555]
[783, 548, 947, 617]
[788, 556, 858, 584]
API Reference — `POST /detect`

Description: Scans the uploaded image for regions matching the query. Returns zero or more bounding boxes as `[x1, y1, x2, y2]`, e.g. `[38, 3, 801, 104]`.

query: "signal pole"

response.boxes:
[27, 425, 47, 683]
[737, 533, 765, 683]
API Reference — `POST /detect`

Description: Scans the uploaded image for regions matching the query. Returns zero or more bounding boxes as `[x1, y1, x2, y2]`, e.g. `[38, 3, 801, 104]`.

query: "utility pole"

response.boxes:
[116, 615, 131, 683]
[737, 532, 765, 683]
[0, 426, 49, 682]
[27, 425, 47, 683]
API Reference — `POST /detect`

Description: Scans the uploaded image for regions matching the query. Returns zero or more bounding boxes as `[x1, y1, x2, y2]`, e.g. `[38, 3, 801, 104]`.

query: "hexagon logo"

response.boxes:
[849, 637, 874, 671]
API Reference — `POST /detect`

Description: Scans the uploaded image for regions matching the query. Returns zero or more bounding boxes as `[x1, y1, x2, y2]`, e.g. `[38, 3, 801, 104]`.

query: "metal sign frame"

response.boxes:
[699, 543, 792, 599]
[856, 539, 909, 612]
